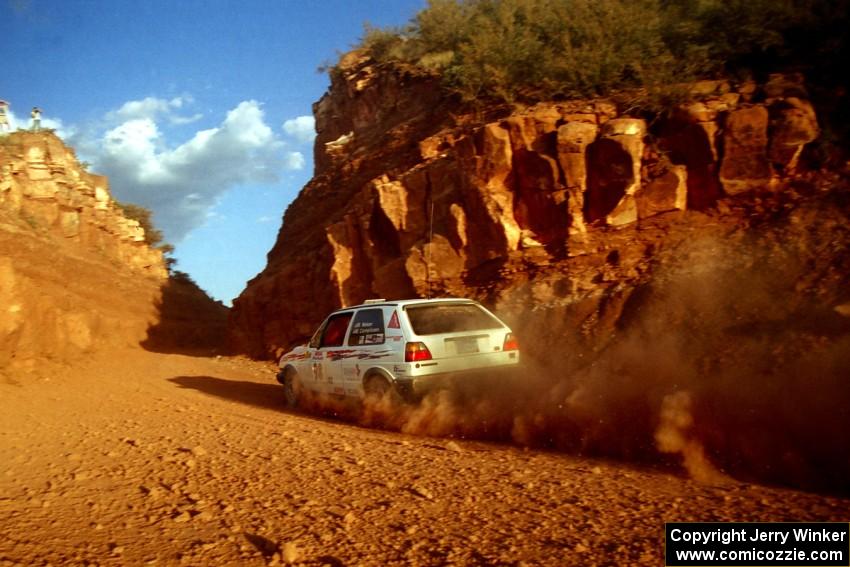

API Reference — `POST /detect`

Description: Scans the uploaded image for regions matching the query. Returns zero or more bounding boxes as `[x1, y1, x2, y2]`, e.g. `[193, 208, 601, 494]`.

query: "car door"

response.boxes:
[342, 308, 389, 396]
[315, 311, 354, 396]
[291, 318, 327, 395]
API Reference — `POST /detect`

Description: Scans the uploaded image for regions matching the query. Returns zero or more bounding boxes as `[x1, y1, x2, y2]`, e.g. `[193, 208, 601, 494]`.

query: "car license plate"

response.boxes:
[454, 337, 479, 354]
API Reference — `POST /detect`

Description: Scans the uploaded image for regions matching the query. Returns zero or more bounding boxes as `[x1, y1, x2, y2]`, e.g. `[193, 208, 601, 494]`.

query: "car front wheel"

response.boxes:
[282, 368, 302, 409]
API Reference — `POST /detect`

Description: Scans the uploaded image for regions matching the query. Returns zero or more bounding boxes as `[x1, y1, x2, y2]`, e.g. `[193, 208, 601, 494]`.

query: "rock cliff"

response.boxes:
[234, 56, 849, 490]
[229, 56, 829, 359]
[0, 131, 170, 372]
[0, 131, 167, 277]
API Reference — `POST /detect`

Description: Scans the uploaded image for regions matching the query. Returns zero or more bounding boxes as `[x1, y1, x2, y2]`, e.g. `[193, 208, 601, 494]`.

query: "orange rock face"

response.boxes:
[0, 131, 167, 278]
[228, 60, 823, 359]
[0, 131, 169, 369]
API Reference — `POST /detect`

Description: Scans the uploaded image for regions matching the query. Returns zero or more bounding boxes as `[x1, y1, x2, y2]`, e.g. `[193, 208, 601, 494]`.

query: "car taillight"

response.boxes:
[405, 341, 432, 362]
[503, 333, 519, 351]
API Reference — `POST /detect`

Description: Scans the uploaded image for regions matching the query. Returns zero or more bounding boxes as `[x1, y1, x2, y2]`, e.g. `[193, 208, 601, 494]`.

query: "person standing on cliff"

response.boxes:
[31, 106, 42, 131]
[0, 100, 9, 132]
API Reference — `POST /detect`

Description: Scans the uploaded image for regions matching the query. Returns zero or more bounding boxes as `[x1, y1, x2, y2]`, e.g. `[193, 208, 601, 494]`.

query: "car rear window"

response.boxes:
[406, 303, 503, 335]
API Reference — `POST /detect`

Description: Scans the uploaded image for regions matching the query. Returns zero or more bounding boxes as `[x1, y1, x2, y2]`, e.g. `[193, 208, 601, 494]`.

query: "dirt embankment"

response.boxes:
[1, 348, 847, 566]
[0, 214, 229, 376]
[0, 217, 162, 372]
[0, 131, 179, 372]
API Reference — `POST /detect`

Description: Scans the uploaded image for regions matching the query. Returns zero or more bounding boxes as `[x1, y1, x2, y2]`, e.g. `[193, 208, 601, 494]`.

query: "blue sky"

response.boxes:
[0, 0, 424, 303]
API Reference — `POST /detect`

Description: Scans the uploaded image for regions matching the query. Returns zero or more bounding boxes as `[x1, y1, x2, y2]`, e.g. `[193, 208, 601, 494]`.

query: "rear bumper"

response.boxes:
[396, 363, 520, 399]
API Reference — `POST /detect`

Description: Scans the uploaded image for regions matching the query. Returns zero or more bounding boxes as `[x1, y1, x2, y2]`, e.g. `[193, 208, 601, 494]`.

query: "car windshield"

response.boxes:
[406, 303, 503, 335]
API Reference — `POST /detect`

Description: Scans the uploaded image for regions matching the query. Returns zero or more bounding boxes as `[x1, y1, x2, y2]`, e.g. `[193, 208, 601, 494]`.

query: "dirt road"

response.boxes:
[1, 349, 846, 566]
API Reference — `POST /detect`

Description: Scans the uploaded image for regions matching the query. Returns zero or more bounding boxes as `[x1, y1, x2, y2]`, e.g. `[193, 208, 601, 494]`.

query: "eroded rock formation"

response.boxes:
[0, 131, 169, 371]
[0, 131, 166, 276]
[229, 55, 825, 360]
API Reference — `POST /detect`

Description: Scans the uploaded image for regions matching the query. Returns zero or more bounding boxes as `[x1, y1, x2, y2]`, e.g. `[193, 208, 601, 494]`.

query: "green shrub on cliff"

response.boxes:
[352, 0, 848, 103]
[115, 202, 163, 247]
[115, 201, 180, 273]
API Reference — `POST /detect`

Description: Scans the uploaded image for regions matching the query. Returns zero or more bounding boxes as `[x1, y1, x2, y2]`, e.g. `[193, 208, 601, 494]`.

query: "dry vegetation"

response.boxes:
[350, 0, 848, 117]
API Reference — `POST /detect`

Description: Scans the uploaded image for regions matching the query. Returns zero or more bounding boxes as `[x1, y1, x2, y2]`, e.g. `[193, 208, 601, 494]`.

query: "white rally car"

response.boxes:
[276, 298, 519, 406]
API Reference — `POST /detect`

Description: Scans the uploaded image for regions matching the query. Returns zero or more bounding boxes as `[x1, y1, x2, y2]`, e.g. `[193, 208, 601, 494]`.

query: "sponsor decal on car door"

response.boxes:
[342, 308, 389, 396]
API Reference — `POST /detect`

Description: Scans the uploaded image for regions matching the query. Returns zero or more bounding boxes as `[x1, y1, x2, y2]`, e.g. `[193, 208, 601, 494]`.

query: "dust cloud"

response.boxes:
[301, 225, 850, 493]
[655, 391, 729, 484]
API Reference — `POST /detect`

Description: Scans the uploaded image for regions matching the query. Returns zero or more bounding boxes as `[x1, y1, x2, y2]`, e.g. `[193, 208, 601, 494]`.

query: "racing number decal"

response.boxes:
[313, 361, 334, 383]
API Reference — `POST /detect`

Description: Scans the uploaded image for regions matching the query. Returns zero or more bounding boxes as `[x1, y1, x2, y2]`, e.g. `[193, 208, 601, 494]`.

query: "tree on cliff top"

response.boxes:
[353, 0, 848, 104]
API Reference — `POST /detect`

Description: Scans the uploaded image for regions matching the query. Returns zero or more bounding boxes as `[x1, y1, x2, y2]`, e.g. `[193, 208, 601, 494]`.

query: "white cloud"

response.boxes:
[107, 96, 176, 122]
[169, 113, 204, 125]
[105, 96, 202, 127]
[223, 102, 274, 146]
[89, 99, 300, 241]
[282, 115, 315, 144]
[102, 119, 167, 183]
[283, 151, 305, 170]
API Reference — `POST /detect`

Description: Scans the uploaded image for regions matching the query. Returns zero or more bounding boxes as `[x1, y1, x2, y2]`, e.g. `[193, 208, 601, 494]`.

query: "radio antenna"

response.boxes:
[425, 199, 434, 299]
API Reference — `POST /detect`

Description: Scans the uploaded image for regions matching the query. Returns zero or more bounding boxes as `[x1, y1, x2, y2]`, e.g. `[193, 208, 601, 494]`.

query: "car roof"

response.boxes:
[331, 297, 479, 314]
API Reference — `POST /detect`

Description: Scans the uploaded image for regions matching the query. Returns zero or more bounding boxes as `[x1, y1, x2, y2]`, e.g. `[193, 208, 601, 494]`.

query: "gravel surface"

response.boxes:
[1, 349, 846, 566]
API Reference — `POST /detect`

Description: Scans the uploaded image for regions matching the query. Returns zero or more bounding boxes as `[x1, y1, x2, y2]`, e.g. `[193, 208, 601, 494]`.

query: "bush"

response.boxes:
[348, 0, 849, 105]
[114, 201, 182, 273]
[115, 201, 164, 247]
[360, 23, 409, 61]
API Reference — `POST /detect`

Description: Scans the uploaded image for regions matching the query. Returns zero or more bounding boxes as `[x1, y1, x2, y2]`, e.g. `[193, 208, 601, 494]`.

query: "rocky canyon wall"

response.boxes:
[230, 55, 850, 490]
[229, 55, 824, 359]
[0, 131, 168, 373]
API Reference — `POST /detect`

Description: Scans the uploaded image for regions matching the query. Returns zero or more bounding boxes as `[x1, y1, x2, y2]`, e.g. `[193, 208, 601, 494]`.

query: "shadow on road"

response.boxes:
[169, 375, 285, 413]
[168, 375, 364, 432]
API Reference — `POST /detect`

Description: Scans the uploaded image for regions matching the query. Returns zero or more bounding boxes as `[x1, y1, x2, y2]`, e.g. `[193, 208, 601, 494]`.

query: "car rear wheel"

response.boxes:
[363, 374, 402, 406]
[282, 368, 302, 409]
